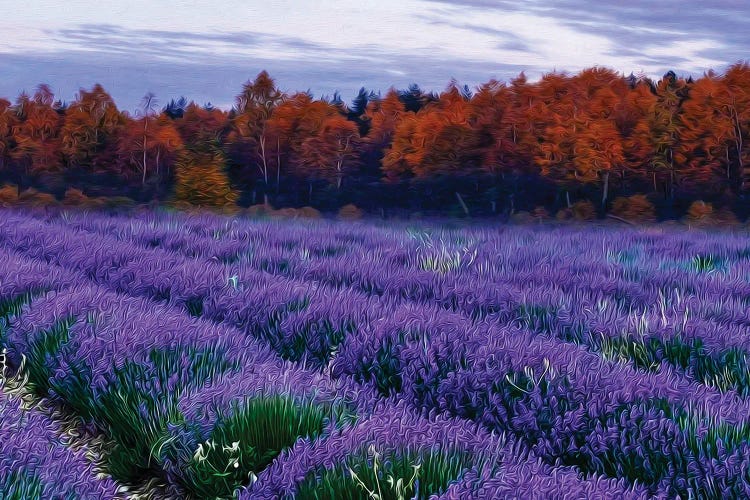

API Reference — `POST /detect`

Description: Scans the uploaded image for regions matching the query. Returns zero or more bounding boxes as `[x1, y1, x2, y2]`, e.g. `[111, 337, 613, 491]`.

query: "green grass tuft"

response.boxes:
[515, 304, 557, 335]
[600, 334, 750, 395]
[689, 254, 726, 273]
[295, 445, 477, 500]
[177, 394, 356, 499]
[98, 345, 237, 485]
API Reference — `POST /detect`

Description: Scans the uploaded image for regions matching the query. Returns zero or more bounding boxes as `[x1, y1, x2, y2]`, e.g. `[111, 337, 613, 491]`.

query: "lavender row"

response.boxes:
[9, 210, 750, 407]
[27, 210, 750, 338]
[4, 213, 748, 424]
[333, 302, 750, 420]
[0, 213, 383, 368]
[330, 304, 750, 496]
[0, 248, 80, 330]
[0, 391, 121, 499]
[2, 277, 379, 497]
[245, 403, 648, 499]
[11, 211, 750, 393]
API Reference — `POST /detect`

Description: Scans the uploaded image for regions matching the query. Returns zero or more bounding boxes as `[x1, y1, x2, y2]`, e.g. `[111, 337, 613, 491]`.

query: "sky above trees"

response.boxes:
[1, 0, 748, 110]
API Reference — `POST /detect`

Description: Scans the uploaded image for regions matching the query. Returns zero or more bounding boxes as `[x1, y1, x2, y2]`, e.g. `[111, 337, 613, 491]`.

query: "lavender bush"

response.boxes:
[0, 392, 120, 499]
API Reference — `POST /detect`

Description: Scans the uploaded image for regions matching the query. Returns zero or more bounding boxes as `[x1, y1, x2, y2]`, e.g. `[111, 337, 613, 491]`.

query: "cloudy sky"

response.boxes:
[1, 0, 747, 111]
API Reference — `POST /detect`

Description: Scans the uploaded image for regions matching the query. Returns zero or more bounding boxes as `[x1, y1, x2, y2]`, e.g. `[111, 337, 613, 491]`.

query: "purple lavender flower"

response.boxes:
[0, 392, 120, 498]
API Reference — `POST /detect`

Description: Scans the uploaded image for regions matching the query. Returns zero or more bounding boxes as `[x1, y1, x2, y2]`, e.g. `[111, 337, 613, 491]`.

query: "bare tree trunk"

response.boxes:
[601, 170, 610, 208]
[734, 112, 747, 191]
[276, 137, 281, 195]
[141, 116, 149, 186]
[727, 146, 731, 180]
[668, 148, 675, 200]
[336, 157, 343, 190]
[455, 192, 469, 216]
[259, 134, 268, 185]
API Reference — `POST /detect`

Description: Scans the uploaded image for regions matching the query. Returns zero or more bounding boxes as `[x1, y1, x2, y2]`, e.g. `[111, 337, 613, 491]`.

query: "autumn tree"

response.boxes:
[117, 106, 182, 193]
[383, 83, 483, 180]
[0, 99, 18, 181]
[572, 69, 628, 207]
[174, 102, 229, 147]
[11, 85, 64, 183]
[362, 89, 405, 175]
[299, 114, 360, 189]
[128, 92, 159, 186]
[621, 78, 658, 191]
[650, 71, 690, 199]
[269, 95, 353, 200]
[228, 71, 284, 201]
[718, 63, 750, 192]
[60, 84, 124, 172]
[677, 72, 733, 195]
[174, 145, 237, 207]
[533, 72, 577, 206]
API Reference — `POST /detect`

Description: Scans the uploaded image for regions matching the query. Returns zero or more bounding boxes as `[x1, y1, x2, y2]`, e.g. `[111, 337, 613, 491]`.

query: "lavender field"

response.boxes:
[2, 208, 750, 499]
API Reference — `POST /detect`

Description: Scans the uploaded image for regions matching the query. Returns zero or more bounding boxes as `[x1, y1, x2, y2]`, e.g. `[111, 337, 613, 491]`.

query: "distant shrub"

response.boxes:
[245, 204, 272, 217]
[298, 206, 322, 219]
[16, 188, 39, 202]
[87, 198, 107, 209]
[338, 204, 363, 220]
[715, 208, 740, 226]
[532, 206, 550, 221]
[170, 200, 196, 212]
[683, 202, 738, 227]
[611, 194, 656, 223]
[274, 207, 300, 219]
[62, 188, 110, 209]
[18, 189, 57, 208]
[686, 200, 713, 225]
[62, 188, 88, 206]
[0, 185, 18, 206]
[509, 211, 534, 224]
[101, 196, 137, 212]
[555, 208, 573, 221]
[217, 204, 242, 216]
[571, 200, 597, 221]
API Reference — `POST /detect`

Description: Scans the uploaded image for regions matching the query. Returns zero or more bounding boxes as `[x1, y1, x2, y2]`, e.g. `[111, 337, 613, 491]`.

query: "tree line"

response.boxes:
[1, 65, 749, 220]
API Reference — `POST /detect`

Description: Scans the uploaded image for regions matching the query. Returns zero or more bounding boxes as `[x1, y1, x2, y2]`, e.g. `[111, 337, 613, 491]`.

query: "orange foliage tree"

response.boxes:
[11, 85, 64, 179]
[61, 84, 124, 172]
[383, 83, 482, 180]
[299, 114, 360, 189]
